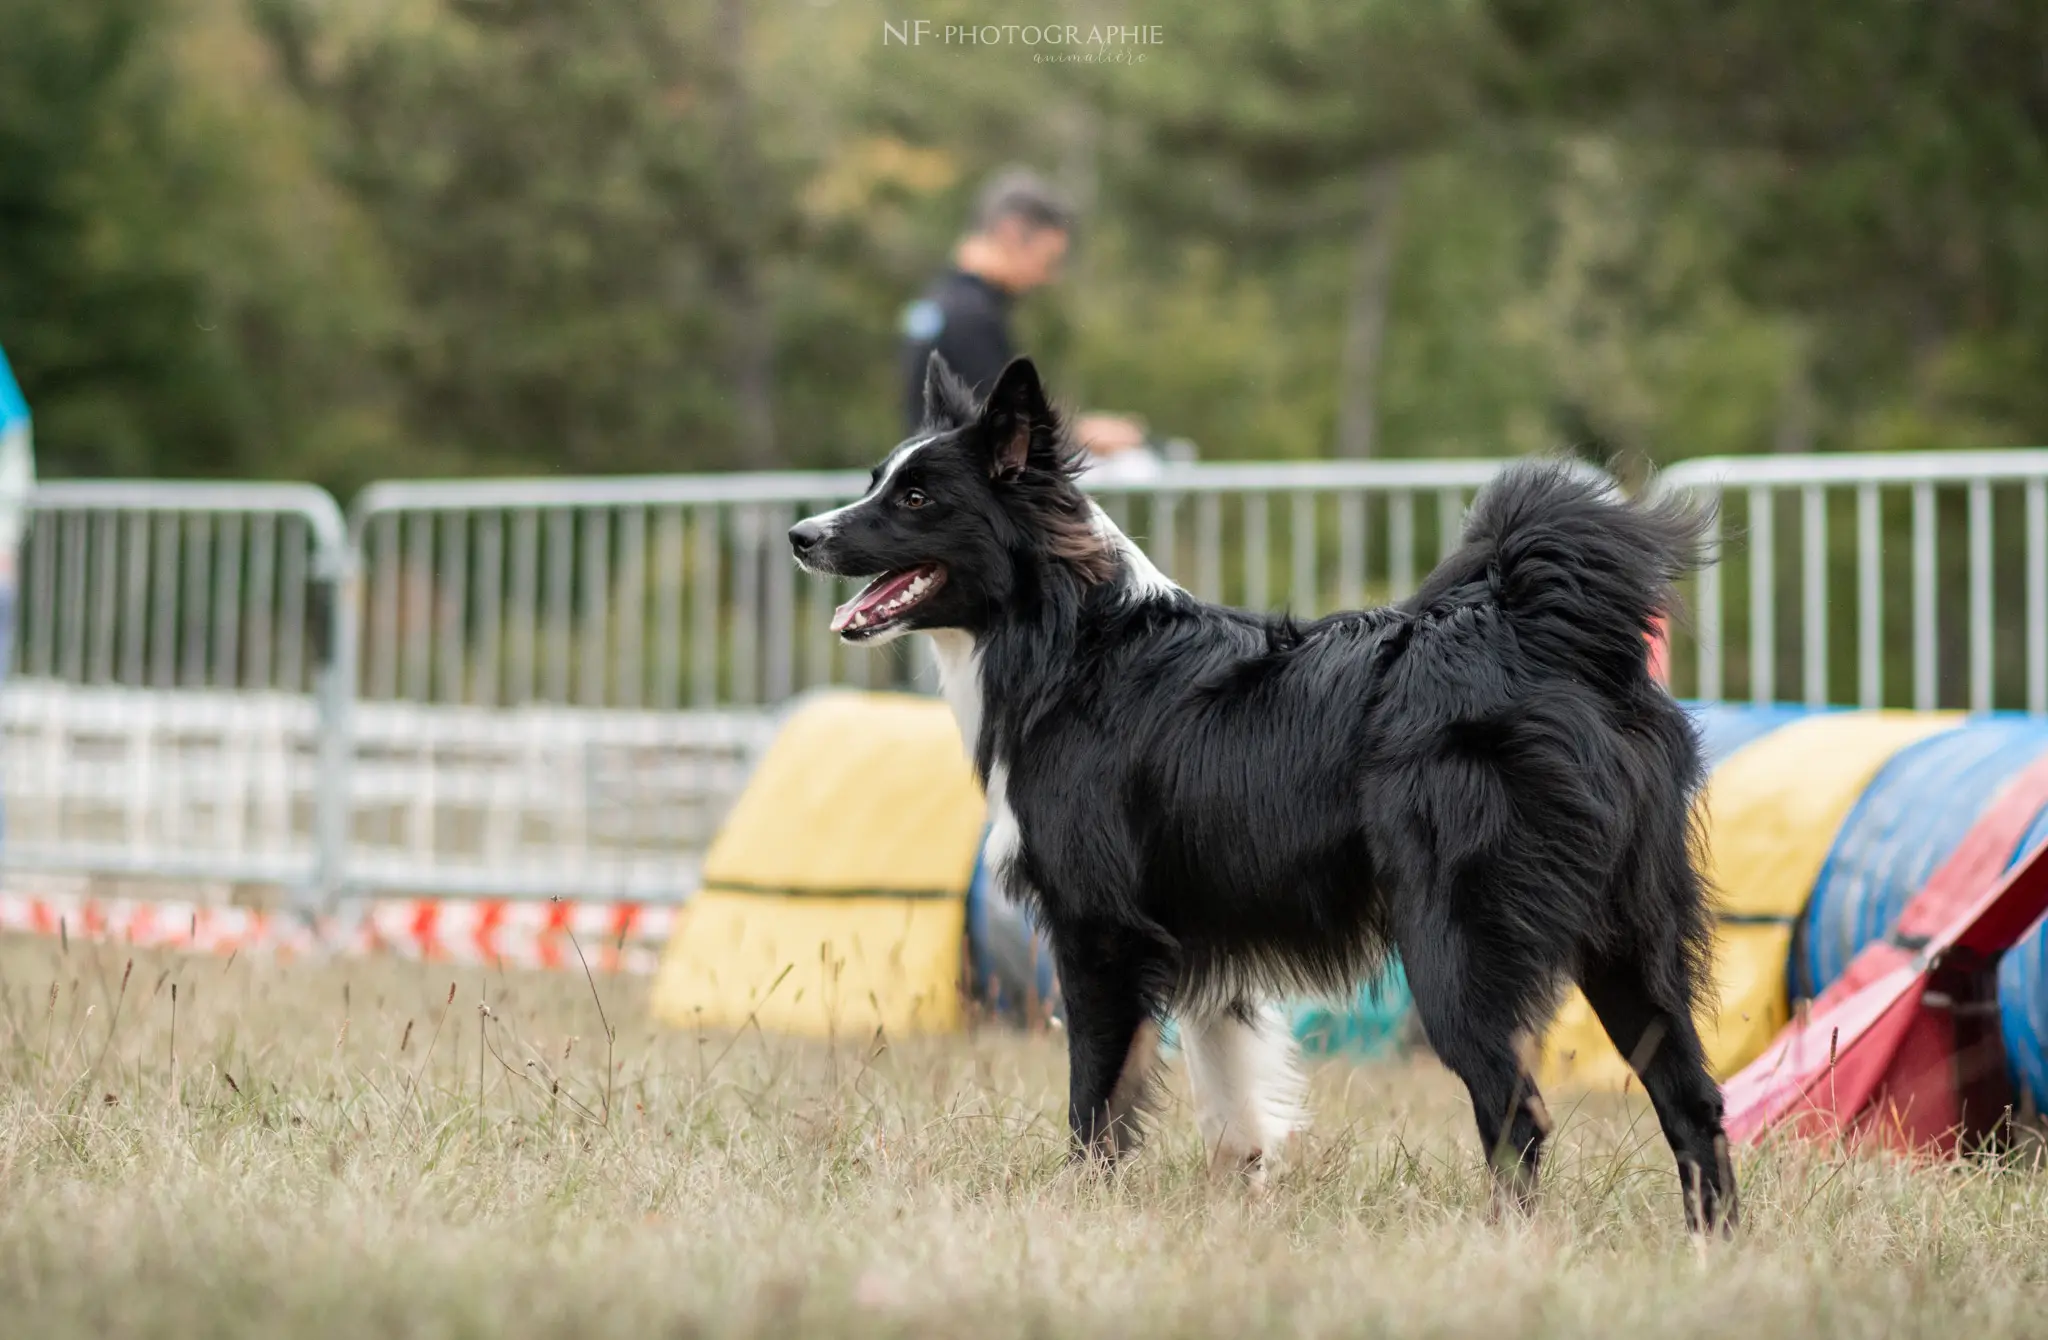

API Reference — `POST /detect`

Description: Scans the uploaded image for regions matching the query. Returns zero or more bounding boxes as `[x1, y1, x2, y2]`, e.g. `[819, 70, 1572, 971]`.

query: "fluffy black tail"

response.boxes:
[1432, 462, 1712, 696]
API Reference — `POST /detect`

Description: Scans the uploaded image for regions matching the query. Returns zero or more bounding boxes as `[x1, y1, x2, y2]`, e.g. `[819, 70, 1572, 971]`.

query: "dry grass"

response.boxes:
[0, 937, 2044, 1338]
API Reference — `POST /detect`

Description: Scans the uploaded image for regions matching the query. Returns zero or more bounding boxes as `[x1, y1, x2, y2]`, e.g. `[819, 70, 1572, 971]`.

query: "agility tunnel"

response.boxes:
[1544, 704, 2048, 1123]
[649, 691, 988, 1037]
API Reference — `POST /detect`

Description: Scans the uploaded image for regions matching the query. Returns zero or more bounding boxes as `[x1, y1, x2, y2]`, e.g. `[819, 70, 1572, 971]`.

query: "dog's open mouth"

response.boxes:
[830, 563, 946, 639]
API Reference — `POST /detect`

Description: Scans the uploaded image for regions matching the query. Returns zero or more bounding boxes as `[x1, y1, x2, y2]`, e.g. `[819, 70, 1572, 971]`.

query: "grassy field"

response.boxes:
[0, 937, 2043, 1338]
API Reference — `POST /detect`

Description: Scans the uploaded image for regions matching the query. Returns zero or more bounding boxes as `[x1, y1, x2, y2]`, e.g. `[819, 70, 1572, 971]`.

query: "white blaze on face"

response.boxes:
[802, 435, 940, 536]
[872, 434, 938, 491]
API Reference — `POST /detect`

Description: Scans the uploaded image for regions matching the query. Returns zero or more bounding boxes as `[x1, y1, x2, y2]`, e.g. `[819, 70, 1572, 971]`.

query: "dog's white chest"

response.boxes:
[927, 629, 983, 755]
[928, 630, 1022, 884]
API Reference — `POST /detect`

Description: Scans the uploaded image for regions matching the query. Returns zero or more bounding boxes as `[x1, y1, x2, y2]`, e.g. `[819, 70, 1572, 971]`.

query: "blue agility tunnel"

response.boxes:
[1776, 713, 2048, 1114]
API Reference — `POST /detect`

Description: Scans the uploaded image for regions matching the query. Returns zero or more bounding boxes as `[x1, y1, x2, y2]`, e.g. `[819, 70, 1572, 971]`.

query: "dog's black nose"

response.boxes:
[788, 519, 826, 555]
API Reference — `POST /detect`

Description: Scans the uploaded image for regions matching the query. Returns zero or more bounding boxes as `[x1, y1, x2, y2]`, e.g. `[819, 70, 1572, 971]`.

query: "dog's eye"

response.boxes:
[901, 488, 929, 510]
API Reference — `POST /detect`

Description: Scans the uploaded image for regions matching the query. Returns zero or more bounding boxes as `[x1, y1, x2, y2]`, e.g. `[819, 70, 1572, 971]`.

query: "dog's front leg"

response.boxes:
[1053, 923, 1164, 1164]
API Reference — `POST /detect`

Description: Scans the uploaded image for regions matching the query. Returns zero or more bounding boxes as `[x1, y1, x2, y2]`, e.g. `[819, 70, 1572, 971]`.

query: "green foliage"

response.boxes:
[1, 0, 2044, 489]
[0, 0, 401, 480]
[0, 0, 249, 475]
[1486, 0, 2048, 452]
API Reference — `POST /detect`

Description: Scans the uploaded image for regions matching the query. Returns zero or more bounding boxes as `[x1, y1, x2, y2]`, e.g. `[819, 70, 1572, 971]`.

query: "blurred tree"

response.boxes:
[0, 0, 387, 478]
[1093, 0, 1812, 464]
[0, 0, 225, 474]
[1495, 136, 1804, 464]
[6, 0, 2046, 485]
[257, 0, 811, 474]
[1488, 0, 2048, 453]
[1100, 0, 1506, 457]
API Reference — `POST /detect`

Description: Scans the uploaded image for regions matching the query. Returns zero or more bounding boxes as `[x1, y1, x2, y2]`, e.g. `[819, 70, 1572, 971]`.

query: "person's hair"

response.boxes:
[972, 168, 1075, 237]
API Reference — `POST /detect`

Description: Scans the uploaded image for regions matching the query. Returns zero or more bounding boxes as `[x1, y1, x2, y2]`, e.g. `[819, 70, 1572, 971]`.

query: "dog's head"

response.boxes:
[789, 354, 1115, 644]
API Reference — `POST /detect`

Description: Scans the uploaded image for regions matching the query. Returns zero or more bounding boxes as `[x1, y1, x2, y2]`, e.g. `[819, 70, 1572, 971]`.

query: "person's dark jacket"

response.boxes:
[898, 269, 1014, 432]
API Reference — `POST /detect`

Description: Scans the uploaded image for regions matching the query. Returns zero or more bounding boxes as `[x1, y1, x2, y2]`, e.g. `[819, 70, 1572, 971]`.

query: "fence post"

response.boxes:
[305, 521, 357, 917]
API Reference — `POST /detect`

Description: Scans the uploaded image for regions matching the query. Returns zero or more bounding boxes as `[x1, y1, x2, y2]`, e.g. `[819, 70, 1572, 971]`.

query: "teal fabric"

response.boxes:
[0, 346, 26, 435]
[1290, 962, 1413, 1057]
[1156, 964, 1412, 1060]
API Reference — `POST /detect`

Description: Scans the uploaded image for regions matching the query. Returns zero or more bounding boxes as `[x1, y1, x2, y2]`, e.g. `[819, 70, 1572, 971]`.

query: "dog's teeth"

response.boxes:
[853, 572, 931, 628]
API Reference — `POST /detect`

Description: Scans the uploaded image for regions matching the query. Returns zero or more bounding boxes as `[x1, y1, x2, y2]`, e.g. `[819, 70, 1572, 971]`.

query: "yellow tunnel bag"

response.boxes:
[651, 691, 991, 1037]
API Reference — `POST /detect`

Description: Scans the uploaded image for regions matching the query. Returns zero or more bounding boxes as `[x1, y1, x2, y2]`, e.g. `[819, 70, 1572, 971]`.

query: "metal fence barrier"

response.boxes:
[348, 460, 1530, 711]
[1656, 451, 2048, 714]
[9, 451, 2048, 912]
[5, 482, 350, 905]
[341, 699, 773, 903]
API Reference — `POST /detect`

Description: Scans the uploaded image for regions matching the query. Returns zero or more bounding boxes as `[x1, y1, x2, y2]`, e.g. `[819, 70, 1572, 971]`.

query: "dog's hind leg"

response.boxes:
[1052, 921, 1172, 1163]
[1181, 998, 1304, 1184]
[1580, 956, 1737, 1233]
[1397, 910, 1555, 1214]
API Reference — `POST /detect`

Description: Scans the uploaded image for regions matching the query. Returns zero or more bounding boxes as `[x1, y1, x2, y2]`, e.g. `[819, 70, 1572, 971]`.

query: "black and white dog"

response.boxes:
[789, 355, 1735, 1230]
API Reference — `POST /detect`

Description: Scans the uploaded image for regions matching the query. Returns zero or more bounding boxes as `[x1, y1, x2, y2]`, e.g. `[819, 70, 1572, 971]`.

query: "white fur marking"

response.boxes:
[804, 436, 939, 533]
[1182, 1001, 1305, 1180]
[927, 627, 1024, 889]
[874, 435, 938, 491]
[982, 763, 1020, 883]
[926, 628, 984, 762]
[1088, 501, 1180, 601]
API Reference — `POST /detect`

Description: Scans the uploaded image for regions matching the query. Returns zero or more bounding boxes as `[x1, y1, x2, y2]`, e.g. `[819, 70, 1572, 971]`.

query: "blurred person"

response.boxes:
[898, 168, 1151, 470]
[1072, 412, 1166, 483]
[0, 344, 31, 861]
[0, 344, 30, 676]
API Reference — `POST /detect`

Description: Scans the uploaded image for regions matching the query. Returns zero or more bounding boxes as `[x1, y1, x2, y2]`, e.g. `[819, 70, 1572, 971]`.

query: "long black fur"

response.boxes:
[789, 355, 1737, 1231]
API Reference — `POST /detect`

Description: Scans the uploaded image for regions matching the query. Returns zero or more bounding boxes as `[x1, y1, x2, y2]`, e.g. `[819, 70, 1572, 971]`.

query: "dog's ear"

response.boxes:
[978, 357, 1051, 480]
[922, 352, 977, 430]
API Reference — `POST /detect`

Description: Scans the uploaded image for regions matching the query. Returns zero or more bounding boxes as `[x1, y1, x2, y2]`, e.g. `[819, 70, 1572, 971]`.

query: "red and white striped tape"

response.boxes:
[355, 897, 673, 974]
[0, 890, 672, 975]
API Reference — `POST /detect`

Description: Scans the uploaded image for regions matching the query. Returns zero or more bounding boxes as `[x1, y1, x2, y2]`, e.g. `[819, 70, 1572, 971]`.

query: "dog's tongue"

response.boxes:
[830, 569, 922, 632]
